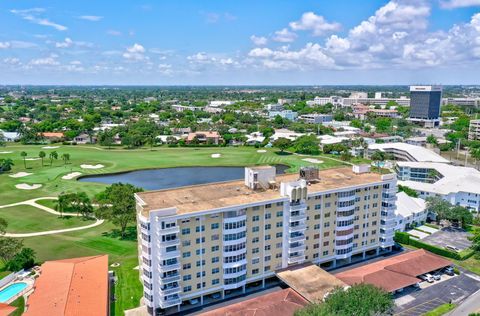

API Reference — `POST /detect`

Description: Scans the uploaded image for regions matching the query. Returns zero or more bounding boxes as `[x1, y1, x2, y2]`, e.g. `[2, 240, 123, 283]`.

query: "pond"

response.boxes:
[78, 165, 289, 190]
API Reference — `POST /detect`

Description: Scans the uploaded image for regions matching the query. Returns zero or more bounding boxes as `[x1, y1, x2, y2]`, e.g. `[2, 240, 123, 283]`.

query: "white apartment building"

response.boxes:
[395, 161, 480, 211]
[268, 110, 298, 121]
[368, 143, 450, 164]
[468, 119, 480, 140]
[394, 192, 427, 231]
[298, 114, 333, 124]
[135, 166, 397, 314]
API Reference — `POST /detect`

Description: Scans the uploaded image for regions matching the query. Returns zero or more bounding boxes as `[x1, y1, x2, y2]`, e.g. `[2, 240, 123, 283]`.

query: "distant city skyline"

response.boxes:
[0, 0, 479, 85]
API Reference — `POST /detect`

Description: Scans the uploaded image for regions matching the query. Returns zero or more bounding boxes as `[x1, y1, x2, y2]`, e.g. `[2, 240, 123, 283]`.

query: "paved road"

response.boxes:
[0, 196, 105, 237]
[448, 287, 480, 316]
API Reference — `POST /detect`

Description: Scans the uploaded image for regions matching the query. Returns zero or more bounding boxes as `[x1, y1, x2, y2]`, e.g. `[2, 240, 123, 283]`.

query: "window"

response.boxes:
[183, 275, 191, 281]
[252, 237, 259, 243]
[196, 248, 205, 255]
[315, 204, 322, 210]
[212, 257, 219, 263]
[196, 225, 205, 232]
[252, 268, 259, 274]
[265, 213, 271, 219]
[253, 215, 260, 222]
[276, 232, 283, 238]
[265, 224, 271, 230]
[265, 234, 271, 241]
[264, 266, 271, 272]
[323, 250, 329, 256]
[252, 226, 260, 232]
[277, 211, 283, 217]
[183, 252, 191, 258]
[183, 286, 192, 292]
[182, 228, 190, 235]
[324, 232, 329, 237]
[212, 267, 220, 274]
[265, 245, 271, 251]
[314, 224, 320, 229]
[265, 203, 272, 208]
[325, 202, 331, 208]
[265, 255, 271, 262]
[212, 279, 220, 285]
[211, 245, 219, 252]
[276, 202, 283, 207]
[314, 234, 320, 239]
[196, 237, 205, 244]
[252, 258, 260, 264]
[324, 222, 330, 228]
[196, 271, 206, 278]
[276, 222, 283, 228]
[211, 223, 219, 229]
[323, 241, 329, 246]
[182, 240, 191, 247]
[252, 247, 259, 254]
[183, 263, 191, 270]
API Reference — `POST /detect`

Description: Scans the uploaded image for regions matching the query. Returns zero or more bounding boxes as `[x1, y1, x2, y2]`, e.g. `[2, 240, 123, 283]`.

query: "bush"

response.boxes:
[394, 231, 410, 244]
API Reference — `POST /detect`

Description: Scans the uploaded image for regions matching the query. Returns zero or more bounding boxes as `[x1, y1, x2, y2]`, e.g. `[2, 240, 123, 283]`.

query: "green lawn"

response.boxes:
[0, 205, 95, 233]
[423, 303, 456, 316]
[35, 198, 57, 210]
[10, 296, 25, 316]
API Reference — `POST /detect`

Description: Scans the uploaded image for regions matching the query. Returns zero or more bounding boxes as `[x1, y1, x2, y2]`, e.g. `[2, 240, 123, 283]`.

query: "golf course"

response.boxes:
[0, 144, 364, 314]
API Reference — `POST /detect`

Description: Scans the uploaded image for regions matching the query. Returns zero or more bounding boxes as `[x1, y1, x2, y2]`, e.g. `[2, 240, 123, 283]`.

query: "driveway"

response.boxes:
[422, 227, 472, 251]
[395, 272, 480, 316]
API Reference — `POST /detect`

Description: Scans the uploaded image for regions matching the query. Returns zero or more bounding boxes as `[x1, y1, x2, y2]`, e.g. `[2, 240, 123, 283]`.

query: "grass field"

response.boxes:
[0, 144, 367, 314]
[34, 199, 57, 210]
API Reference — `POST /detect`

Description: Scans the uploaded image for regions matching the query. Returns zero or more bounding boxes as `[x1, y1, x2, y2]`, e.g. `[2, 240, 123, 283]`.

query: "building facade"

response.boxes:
[409, 85, 443, 127]
[135, 166, 397, 314]
[469, 119, 480, 140]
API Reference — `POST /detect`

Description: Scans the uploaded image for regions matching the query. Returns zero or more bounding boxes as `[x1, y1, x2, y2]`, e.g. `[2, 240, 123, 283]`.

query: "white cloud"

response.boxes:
[273, 28, 297, 43]
[250, 35, 268, 46]
[3, 58, 21, 65]
[123, 43, 148, 61]
[289, 12, 341, 36]
[11, 8, 67, 31]
[158, 63, 173, 75]
[201, 12, 237, 24]
[187, 52, 209, 62]
[440, 0, 480, 9]
[107, 30, 122, 36]
[78, 15, 103, 21]
[55, 37, 73, 48]
[0, 42, 11, 49]
[325, 35, 350, 53]
[29, 56, 59, 66]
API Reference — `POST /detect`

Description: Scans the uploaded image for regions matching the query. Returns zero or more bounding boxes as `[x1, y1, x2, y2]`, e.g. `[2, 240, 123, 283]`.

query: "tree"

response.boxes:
[0, 218, 7, 235]
[39, 151, 46, 167]
[0, 132, 5, 147]
[426, 196, 453, 222]
[61, 153, 70, 165]
[72, 192, 94, 218]
[6, 248, 35, 271]
[375, 118, 392, 133]
[0, 158, 14, 173]
[56, 193, 70, 217]
[340, 150, 353, 161]
[273, 137, 292, 153]
[95, 183, 143, 238]
[470, 148, 480, 169]
[294, 135, 320, 155]
[427, 134, 438, 145]
[20, 151, 27, 169]
[49, 150, 58, 166]
[371, 150, 387, 169]
[0, 238, 23, 263]
[295, 284, 393, 316]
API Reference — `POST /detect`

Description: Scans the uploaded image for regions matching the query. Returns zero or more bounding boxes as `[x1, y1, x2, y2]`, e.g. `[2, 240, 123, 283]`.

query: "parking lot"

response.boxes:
[394, 271, 480, 316]
[422, 227, 472, 251]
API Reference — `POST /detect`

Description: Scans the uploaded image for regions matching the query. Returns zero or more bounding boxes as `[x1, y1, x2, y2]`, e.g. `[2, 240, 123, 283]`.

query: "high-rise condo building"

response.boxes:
[135, 166, 397, 314]
[409, 85, 443, 127]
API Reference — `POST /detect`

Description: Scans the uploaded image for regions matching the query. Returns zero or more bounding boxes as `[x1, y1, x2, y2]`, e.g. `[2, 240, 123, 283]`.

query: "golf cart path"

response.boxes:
[0, 196, 105, 237]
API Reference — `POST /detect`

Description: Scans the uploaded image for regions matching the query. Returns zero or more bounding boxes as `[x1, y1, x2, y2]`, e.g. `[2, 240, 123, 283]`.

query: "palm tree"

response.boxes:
[61, 153, 70, 165]
[39, 151, 46, 167]
[49, 151, 58, 166]
[20, 151, 27, 169]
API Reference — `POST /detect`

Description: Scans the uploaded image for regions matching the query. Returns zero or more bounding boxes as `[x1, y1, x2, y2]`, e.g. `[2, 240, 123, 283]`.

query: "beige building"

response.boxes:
[469, 119, 480, 140]
[135, 166, 397, 314]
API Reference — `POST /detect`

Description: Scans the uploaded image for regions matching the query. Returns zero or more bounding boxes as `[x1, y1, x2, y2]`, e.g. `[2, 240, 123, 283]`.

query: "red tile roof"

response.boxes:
[199, 289, 308, 316]
[40, 132, 65, 138]
[335, 249, 452, 292]
[24, 255, 109, 316]
[0, 303, 16, 316]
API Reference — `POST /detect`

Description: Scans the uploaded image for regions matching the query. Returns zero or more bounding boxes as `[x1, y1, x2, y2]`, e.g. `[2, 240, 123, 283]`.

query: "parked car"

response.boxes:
[444, 266, 455, 276]
[446, 245, 460, 252]
[420, 274, 434, 283]
[189, 298, 199, 305]
[433, 273, 441, 281]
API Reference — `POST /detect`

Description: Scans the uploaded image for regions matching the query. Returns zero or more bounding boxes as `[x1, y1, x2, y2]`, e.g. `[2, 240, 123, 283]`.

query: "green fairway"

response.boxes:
[35, 199, 57, 210]
[0, 205, 94, 233]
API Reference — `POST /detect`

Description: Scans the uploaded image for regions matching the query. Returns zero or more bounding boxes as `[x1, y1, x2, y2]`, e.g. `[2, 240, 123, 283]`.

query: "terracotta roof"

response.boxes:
[24, 255, 109, 316]
[335, 250, 452, 292]
[186, 131, 220, 141]
[199, 289, 308, 316]
[0, 303, 16, 316]
[40, 132, 65, 138]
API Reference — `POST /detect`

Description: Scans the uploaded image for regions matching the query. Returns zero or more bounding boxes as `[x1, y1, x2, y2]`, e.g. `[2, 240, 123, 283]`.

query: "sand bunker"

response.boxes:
[257, 150, 267, 153]
[9, 172, 32, 178]
[15, 183, 42, 190]
[211, 154, 221, 158]
[42, 146, 60, 149]
[302, 158, 324, 164]
[80, 164, 104, 169]
[62, 172, 82, 180]
[0, 151, 13, 154]
[25, 158, 41, 161]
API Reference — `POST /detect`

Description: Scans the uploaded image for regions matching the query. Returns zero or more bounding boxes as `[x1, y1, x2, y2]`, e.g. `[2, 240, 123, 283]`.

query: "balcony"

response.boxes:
[158, 262, 181, 273]
[223, 236, 247, 247]
[159, 286, 181, 296]
[222, 226, 247, 235]
[224, 280, 247, 290]
[158, 239, 180, 248]
[287, 253, 305, 264]
[223, 258, 247, 269]
[159, 297, 182, 309]
[288, 235, 306, 243]
[223, 269, 247, 279]
[157, 226, 180, 236]
[289, 212, 307, 222]
[289, 203, 307, 211]
[336, 223, 354, 231]
[159, 274, 181, 285]
[288, 244, 306, 253]
[222, 247, 246, 258]
[223, 214, 247, 224]
[288, 223, 307, 233]
[158, 250, 180, 260]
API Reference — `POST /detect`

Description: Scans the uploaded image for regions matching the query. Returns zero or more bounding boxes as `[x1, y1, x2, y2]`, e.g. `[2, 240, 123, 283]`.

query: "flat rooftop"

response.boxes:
[136, 167, 384, 216]
[368, 142, 450, 164]
[276, 263, 347, 303]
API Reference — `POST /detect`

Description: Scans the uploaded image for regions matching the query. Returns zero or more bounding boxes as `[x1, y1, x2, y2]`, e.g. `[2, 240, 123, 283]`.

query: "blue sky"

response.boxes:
[0, 0, 479, 85]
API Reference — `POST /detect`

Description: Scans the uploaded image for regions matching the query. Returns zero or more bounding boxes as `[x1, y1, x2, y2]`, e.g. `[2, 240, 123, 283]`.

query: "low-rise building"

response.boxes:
[353, 105, 399, 120]
[0, 130, 19, 142]
[135, 166, 397, 313]
[298, 114, 333, 124]
[395, 161, 480, 211]
[245, 132, 265, 145]
[468, 119, 480, 140]
[395, 192, 427, 231]
[368, 142, 450, 163]
[186, 131, 222, 144]
[268, 110, 298, 121]
[171, 104, 204, 112]
[270, 129, 305, 142]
